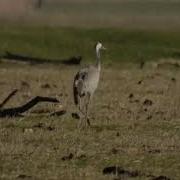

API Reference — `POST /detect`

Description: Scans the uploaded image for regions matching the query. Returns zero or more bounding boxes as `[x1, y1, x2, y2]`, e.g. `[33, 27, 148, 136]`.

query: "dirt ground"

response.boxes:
[0, 62, 180, 179]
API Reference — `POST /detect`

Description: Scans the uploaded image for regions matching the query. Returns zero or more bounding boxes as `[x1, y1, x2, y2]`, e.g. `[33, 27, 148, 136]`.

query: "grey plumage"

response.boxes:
[73, 42, 106, 126]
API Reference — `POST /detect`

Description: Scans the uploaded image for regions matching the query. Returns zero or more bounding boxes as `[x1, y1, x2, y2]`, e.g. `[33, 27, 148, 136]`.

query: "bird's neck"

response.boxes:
[96, 49, 101, 71]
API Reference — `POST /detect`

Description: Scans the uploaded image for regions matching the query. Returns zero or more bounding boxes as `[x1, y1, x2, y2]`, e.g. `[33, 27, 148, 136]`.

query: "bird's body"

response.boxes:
[74, 65, 100, 104]
[73, 42, 105, 126]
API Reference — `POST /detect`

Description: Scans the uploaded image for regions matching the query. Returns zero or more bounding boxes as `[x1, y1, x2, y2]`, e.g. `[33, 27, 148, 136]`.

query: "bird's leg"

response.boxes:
[85, 93, 91, 126]
[77, 97, 84, 128]
[78, 96, 86, 116]
[78, 97, 82, 115]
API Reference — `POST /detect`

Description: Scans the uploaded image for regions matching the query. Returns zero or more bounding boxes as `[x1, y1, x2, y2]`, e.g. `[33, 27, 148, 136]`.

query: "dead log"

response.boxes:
[0, 89, 18, 109]
[2, 51, 81, 65]
[0, 96, 59, 118]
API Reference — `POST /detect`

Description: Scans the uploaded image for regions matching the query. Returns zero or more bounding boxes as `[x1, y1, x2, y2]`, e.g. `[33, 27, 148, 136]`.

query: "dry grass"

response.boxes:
[0, 62, 180, 179]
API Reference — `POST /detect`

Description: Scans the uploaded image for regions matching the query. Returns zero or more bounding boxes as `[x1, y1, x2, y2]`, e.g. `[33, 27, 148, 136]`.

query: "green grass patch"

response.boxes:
[0, 25, 180, 64]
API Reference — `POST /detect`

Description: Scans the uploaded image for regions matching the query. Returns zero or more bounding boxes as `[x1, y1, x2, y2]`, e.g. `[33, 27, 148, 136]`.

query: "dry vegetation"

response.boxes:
[1, 0, 180, 29]
[0, 62, 180, 179]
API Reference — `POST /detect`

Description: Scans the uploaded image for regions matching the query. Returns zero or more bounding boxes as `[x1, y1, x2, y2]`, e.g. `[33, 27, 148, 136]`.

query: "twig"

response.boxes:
[0, 89, 18, 109]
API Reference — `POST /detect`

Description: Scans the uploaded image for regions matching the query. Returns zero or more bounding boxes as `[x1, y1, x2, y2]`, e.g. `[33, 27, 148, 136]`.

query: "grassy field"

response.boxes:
[0, 62, 180, 179]
[1, 26, 180, 64]
[0, 1, 180, 178]
[0, 26, 180, 180]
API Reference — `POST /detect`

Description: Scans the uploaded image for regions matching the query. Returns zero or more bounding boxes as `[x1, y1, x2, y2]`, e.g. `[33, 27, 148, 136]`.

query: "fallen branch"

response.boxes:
[0, 89, 18, 109]
[0, 96, 59, 118]
[2, 51, 82, 65]
[152, 59, 180, 68]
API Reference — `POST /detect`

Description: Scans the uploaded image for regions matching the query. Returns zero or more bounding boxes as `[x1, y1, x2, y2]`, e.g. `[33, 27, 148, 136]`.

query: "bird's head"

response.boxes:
[95, 42, 106, 52]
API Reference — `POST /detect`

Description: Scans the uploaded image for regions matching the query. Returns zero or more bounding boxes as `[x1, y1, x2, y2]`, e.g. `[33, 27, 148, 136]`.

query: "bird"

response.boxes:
[73, 42, 106, 126]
